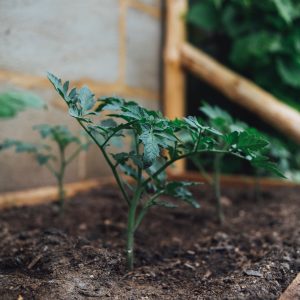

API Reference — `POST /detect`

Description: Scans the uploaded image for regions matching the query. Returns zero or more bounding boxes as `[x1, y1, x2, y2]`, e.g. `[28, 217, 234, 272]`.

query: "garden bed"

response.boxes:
[0, 183, 299, 299]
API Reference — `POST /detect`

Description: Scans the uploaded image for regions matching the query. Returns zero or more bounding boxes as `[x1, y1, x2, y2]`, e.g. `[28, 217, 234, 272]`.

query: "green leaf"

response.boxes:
[164, 181, 200, 208]
[33, 124, 80, 149]
[0, 91, 45, 119]
[200, 103, 232, 123]
[251, 156, 286, 178]
[78, 86, 95, 111]
[140, 129, 160, 165]
[273, 0, 294, 24]
[276, 58, 300, 88]
[230, 32, 282, 68]
[36, 154, 53, 165]
[187, 1, 219, 32]
[154, 201, 177, 209]
[47, 72, 65, 98]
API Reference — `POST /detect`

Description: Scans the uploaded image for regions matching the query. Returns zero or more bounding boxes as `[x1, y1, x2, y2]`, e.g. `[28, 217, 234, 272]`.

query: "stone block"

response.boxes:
[126, 8, 161, 91]
[0, 0, 119, 82]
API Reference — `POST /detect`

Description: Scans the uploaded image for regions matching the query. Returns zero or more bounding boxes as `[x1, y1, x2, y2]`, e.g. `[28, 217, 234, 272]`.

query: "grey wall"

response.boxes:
[0, 0, 161, 192]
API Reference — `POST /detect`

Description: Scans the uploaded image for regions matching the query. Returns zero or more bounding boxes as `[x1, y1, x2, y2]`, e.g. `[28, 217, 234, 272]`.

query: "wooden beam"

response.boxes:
[170, 171, 299, 188]
[279, 273, 300, 300]
[0, 177, 115, 209]
[163, 0, 186, 119]
[164, 0, 187, 173]
[181, 43, 300, 144]
[1, 173, 297, 211]
[0, 70, 159, 103]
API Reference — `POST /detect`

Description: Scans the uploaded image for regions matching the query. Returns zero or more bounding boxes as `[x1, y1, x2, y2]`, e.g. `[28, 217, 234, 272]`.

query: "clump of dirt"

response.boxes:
[0, 185, 299, 299]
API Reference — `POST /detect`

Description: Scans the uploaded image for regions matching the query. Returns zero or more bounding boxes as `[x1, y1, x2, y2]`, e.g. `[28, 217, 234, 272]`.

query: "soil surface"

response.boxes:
[0, 184, 299, 299]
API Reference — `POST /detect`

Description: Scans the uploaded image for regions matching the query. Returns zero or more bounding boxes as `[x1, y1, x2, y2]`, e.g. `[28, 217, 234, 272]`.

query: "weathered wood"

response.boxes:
[164, 0, 186, 119]
[0, 173, 297, 211]
[170, 171, 299, 188]
[279, 273, 300, 300]
[164, 0, 187, 173]
[180, 43, 300, 143]
[0, 177, 115, 209]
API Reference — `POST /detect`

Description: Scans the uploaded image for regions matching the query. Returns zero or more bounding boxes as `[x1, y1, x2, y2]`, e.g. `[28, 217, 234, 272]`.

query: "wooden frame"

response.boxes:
[0, 177, 115, 209]
[1, 173, 298, 210]
[163, 0, 300, 173]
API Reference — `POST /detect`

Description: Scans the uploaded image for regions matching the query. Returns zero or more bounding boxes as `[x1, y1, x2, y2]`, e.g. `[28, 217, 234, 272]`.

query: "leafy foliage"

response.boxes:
[191, 103, 286, 223]
[48, 73, 282, 269]
[187, 0, 300, 111]
[0, 91, 45, 118]
[1, 124, 90, 210]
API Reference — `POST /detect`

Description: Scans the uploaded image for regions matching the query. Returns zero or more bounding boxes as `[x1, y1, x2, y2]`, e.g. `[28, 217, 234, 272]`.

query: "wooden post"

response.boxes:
[279, 273, 300, 300]
[181, 43, 300, 144]
[164, 0, 187, 173]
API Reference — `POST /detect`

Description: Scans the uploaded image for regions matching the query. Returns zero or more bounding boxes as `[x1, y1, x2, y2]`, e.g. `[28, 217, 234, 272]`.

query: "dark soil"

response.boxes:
[0, 184, 299, 299]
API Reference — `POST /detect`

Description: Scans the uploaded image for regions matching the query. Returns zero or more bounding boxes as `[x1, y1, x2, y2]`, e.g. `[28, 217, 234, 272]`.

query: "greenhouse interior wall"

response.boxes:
[0, 0, 161, 192]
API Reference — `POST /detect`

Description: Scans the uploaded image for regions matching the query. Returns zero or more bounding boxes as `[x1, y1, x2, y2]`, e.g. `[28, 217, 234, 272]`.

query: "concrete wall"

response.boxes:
[0, 0, 162, 192]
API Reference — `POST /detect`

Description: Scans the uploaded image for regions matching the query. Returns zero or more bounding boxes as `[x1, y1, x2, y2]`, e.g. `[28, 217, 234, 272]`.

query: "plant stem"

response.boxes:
[65, 145, 83, 165]
[134, 190, 163, 231]
[126, 202, 136, 271]
[77, 120, 130, 205]
[142, 149, 239, 188]
[213, 154, 224, 225]
[126, 187, 142, 270]
[57, 146, 66, 213]
[191, 156, 213, 185]
[57, 175, 65, 212]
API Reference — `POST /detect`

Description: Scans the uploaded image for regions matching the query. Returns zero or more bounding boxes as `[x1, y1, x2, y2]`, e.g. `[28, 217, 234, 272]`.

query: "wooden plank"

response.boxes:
[180, 43, 300, 144]
[1, 173, 297, 211]
[0, 177, 115, 209]
[169, 171, 300, 188]
[0, 70, 159, 104]
[279, 273, 300, 300]
[163, 0, 187, 173]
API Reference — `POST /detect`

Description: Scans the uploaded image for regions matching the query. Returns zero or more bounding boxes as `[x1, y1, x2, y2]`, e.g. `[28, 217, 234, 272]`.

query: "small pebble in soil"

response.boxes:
[244, 270, 263, 277]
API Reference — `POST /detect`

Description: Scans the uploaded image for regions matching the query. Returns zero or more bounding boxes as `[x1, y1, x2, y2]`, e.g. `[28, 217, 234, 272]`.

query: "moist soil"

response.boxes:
[0, 184, 299, 299]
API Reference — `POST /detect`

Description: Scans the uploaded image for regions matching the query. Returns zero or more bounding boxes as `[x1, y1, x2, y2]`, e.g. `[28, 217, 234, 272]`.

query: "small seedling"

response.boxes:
[48, 73, 281, 270]
[2, 125, 90, 211]
[191, 103, 284, 224]
[252, 134, 291, 200]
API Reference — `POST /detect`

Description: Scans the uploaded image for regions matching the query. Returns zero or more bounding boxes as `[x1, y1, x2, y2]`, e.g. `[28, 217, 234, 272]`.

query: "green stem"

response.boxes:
[57, 175, 65, 212]
[126, 203, 136, 270]
[65, 145, 83, 165]
[126, 187, 142, 270]
[77, 120, 130, 205]
[57, 146, 66, 213]
[101, 120, 138, 148]
[213, 153, 224, 225]
[142, 149, 238, 189]
[134, 190, 164, 231]
[191, 156, 213, 185]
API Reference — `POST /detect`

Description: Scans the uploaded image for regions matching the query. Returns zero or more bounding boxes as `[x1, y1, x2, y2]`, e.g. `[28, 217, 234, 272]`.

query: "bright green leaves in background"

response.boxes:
[187, 0, 300, 111]
[191, 102, 287, 223]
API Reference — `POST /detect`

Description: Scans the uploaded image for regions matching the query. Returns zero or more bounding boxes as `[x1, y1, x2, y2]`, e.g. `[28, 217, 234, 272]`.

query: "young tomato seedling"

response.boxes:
[48, 73, 282, 270]
[191, 103, 284, 224]
[2, 125, 89, 211]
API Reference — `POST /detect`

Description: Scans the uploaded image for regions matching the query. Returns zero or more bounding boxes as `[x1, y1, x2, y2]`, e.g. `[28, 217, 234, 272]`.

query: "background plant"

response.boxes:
[0, 90, 45, 119]
[47, 73, 282, 270]
[187, 0, 300, 111]
[2, 125, 90, 211]
[190, 103, 285, 224]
